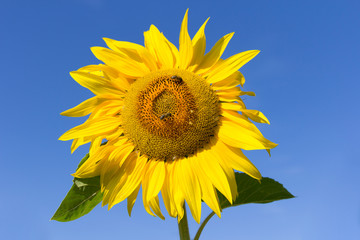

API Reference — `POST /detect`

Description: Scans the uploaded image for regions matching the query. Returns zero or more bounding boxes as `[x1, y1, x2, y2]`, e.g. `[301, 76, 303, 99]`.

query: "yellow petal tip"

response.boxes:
[58, 135, 66, 141]
[69, 71, 79, 78]
[269, 142, 279, 149]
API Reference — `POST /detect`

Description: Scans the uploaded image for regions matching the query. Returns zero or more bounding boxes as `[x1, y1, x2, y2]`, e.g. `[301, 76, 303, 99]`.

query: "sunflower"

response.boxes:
[59, 10, 277, 223]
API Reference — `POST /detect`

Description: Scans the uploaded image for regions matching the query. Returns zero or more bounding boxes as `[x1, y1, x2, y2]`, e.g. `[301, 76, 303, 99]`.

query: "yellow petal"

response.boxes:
[111, 155, 147, 206]
[191, 157, 221, 217]
[211, 70, 245, 90]
[179, 9, 194, 69]
[177, 158, 202, 223]
[59, 117, 120, 141]
[164, 36, 179, 68]
[216, 88, 241, 97]
[221, 111, 263, 136]
[142, 160, 165, 209]
[100, 143, 134, 195]
[107, 143, 134, 163]
[218, 95, 242, 102]
[214, 140, 262, 180]
[103, 38, 158, 71]
[170, 160, 185, 221]
[70, 139, 79, 153]
[107, 151, 140, 209]
[161, 162, 177, 217]
[91, 47, 149, 78]
[127, 184, 141, 216]
[241, 109, 270, 124]
[218, 119, 278, 150]
[239, 91, 256, 96]
[104, 127, 124, 142]
[77, 64, 119, 79]
[143, 25, 175, 69]
[221, 101, 246, 111]
[61, 97, 98, 117]
[87, 100, 123, 120]
[61, 95, 121, 117]
[189, 17, 209, 67]
[70, 138, 90, 153]
[207, 50, 260, 84]
[216, 88, 255, 101]
[194, 32, 234, 74]
[69, 71, 123, 96]
[193, 150, 233, 204]
[149, 196, 165, 220]
[210, 147, 238, 200]
[89, 136, 103, 156]
[77, 65, 130, 92]
[73, 147, 108, 178]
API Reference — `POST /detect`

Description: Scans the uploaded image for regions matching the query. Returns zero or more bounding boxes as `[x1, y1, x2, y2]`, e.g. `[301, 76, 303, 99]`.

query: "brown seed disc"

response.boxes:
[121, 69, 220, 161]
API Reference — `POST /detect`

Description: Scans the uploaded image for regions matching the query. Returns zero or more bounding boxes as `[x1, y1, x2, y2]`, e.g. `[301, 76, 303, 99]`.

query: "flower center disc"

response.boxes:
[122, 69, 220, 161]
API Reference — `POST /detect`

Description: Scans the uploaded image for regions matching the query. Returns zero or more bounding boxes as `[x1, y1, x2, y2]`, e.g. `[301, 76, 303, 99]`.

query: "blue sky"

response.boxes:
[1, 0, 359, 239]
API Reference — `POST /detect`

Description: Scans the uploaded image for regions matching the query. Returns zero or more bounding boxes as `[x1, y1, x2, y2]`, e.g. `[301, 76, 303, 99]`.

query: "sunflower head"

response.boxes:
[59, 9, 277, 223]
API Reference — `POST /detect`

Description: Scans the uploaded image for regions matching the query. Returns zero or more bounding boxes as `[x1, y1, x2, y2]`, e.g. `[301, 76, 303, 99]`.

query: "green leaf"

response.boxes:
[194, 173, 294, 240]
[51, 154, 103, 222]
[218, 173, 295, 209]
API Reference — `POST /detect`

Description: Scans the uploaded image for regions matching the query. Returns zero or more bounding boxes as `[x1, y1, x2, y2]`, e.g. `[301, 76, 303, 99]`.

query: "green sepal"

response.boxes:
[218, 173, 294, 209]
[51, 154, 103, 222]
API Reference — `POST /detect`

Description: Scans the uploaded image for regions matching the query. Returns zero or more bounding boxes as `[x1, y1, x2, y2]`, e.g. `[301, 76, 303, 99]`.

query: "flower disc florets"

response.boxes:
[121, 69, 220, 161]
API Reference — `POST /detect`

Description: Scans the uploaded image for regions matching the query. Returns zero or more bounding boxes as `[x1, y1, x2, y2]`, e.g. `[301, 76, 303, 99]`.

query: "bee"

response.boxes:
[159, 112, 172, 120]
[171, 75, 183, 84]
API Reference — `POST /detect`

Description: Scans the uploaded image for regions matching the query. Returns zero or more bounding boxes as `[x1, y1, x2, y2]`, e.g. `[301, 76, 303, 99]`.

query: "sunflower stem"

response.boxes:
[194, 212, 215, 240]
[178, 205, 191, 240]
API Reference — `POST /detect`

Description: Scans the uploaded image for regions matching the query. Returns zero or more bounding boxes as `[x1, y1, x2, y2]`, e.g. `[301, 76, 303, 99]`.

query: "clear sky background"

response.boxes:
[1, 0, 359, 239]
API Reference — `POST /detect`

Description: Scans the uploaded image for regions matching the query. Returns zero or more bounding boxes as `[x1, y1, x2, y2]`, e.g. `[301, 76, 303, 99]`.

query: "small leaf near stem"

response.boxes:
[194, 173, 295, 239]
[51, 154, 103, 222]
